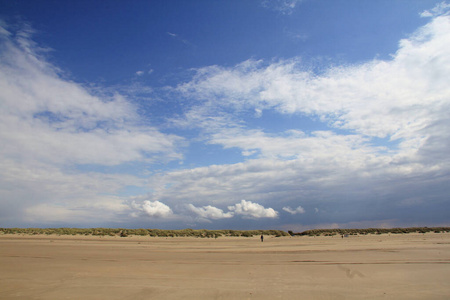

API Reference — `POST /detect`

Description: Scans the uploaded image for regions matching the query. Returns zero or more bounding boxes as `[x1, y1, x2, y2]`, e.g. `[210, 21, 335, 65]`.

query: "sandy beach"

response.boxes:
[1, 233, 449, 299]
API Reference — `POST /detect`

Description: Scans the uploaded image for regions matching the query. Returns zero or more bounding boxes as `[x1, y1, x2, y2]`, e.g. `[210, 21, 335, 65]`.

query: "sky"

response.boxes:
[0, 0, 449, 231]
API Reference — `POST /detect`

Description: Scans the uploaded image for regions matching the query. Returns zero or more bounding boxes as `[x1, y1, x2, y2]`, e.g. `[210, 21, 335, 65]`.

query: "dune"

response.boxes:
[1, 232, 449, 299]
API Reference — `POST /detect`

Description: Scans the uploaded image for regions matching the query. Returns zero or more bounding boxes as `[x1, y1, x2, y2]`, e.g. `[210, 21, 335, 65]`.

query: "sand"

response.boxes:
[0, 233, 449, 299]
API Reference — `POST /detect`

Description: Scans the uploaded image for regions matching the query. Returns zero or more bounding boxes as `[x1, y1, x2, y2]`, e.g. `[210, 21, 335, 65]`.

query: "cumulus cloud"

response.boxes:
[282, 206, 305, 214]
[133, 200, 173, 218]
[188, 204, 233, 220]
[228, 200, 278, 219]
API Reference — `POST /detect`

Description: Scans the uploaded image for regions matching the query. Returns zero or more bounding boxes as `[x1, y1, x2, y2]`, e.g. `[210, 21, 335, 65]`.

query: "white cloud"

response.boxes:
[134, 69, 153, 76]
[133, 200, 173, 218]
[188, 204, 233, 220]
[282, 206, 305, 214]
[228, 200, 278, 219]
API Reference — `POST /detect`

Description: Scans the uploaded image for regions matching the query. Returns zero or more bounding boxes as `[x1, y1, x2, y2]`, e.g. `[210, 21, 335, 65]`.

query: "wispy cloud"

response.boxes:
[283, 206, 305, 214]
[167, 31, 192, 46]
[261, 0, 304, 15]
[0, 22, 183, 225]
[420, 1, 450, 17]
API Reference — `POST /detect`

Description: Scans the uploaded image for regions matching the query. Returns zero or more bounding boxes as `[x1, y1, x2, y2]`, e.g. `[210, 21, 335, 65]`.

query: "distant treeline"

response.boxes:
[291, 227, 450, 236]
[0, 227, 289, 238]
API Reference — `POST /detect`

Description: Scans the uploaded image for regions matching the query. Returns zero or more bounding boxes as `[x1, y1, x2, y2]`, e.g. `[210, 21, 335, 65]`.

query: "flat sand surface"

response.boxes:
[1, 233, 449, 299]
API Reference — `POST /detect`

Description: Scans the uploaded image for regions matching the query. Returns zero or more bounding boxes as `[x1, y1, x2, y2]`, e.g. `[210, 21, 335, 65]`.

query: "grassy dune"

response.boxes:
[292, 226, 450, 236]
[0, 227, 288, 238]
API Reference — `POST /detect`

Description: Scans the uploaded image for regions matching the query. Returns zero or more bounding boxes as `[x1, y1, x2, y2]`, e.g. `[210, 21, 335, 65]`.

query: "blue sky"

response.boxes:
[1, 0, 449, 230]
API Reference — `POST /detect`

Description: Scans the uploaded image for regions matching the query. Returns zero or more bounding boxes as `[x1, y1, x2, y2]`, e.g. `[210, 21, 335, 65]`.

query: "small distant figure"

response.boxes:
[260, 234, 264, 242]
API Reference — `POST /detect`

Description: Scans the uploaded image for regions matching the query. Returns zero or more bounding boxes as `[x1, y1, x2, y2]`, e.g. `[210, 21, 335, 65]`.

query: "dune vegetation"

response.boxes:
[292, 227, 450, 236]
[1, 227, 449, 238]
[0, 227, 289, 238]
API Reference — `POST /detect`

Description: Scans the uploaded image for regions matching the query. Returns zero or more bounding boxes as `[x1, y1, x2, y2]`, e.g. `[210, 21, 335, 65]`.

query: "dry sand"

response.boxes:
[1, 233, 449, 299]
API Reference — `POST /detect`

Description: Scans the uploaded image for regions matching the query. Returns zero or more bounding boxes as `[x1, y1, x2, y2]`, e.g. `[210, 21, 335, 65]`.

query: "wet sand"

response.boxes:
[1, 233, 449, 299]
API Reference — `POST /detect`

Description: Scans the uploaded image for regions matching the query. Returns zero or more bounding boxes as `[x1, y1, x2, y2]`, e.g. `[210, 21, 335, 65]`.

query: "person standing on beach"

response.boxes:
[260, 234, 264, 242]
